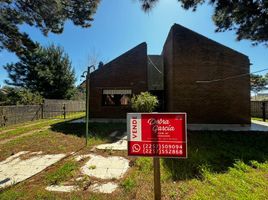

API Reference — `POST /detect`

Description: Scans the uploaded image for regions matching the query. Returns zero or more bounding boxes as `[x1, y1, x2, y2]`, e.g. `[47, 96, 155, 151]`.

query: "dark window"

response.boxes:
[102, 90, 132, 106]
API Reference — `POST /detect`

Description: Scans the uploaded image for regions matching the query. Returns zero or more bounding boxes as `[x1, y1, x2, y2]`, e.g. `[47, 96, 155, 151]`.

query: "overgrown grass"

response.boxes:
[0, 190, 25, 200]
[162, 131, 268, 180]
[0, 111, 84, 130]
[189, 160, 268, 200]
[0, 118, 50, 132]
[135, 157, 152, 172]
[121, 177, 136, 192]
[252, 117, 268, 122]
[127, 131, 268, 199]
[0, 119, 59, 140]
[46, 161, 78, 185]
[131, 158, 268, 200]
[0, 112, 85, 141]
[0, 118, 87, 161]
[2, 121, 268, 200]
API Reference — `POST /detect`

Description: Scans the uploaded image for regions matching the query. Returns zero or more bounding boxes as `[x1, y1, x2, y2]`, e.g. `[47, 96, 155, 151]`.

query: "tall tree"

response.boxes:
[4, 44, 76, 99]
[0, 0, 100, 56]
[250, 74, 267, 97]
[139, 0, 268, 46]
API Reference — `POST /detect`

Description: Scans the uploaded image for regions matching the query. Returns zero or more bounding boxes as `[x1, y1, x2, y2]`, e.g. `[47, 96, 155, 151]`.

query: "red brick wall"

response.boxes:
[162, 28, 174, 112]
[89, 43, 148, 118]
[163, 24, 250, 124]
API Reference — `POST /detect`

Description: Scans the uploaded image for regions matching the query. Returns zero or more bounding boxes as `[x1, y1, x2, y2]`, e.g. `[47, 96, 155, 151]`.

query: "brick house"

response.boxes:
[89, 24, 250, 124]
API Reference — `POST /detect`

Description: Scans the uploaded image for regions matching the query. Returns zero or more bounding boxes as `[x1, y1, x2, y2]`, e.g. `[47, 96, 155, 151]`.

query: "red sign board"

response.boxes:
[127, 113, 187, 158]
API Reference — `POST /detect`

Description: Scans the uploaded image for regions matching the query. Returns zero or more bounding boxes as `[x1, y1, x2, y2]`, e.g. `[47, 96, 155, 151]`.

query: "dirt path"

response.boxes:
[0, 126, 50, 145]
[0, 119, 58, 135]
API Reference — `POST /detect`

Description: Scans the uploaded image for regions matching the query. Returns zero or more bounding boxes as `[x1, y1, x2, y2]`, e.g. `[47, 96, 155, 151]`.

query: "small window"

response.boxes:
[102, 89, 132, 106]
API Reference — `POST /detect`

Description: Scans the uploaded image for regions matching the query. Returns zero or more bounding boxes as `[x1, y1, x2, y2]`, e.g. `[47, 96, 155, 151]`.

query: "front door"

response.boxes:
[149, 90, 165, 112]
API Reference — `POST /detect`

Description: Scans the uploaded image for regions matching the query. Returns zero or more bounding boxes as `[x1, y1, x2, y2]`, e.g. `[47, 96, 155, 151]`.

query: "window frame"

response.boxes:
[101, 89, 132, 107]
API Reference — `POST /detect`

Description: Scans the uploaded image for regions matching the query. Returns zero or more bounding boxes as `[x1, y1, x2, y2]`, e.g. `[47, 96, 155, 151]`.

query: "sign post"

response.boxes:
[127, 113, 187, 200]
[153, 157, 161, 200]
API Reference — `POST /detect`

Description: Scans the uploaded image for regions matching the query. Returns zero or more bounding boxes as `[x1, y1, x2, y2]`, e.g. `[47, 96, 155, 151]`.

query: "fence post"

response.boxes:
[41, 104, 44, 119]
[63, 104, 66, 119]
[262, 101, 266, 122]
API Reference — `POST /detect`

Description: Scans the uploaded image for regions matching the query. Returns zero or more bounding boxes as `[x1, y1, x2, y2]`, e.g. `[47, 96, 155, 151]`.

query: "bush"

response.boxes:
[1, 87, 43, 105]
[131, 92, 158, 112]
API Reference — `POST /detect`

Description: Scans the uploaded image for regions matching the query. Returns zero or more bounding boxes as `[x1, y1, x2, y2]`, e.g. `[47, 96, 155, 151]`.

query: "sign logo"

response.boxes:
[132, 144, 141, 153]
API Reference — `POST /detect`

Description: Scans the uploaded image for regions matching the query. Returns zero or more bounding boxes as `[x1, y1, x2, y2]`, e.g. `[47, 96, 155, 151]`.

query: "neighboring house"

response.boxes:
[89, 24, 250, 124]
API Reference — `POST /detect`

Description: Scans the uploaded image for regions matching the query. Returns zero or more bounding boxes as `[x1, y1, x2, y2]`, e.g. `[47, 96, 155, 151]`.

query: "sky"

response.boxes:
[0, 0, 267, 87]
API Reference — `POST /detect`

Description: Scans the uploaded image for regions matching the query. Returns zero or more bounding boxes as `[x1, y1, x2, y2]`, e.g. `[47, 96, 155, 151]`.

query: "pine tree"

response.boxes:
[4, 44, 76, 99]
[0, 0, 100, 56]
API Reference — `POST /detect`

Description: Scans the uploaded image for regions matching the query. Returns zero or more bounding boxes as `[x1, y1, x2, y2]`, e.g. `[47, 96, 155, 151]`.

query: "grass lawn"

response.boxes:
[252, 117, 268, 122]
[0, 120, 268, 200]
[0, 112, 86, 141]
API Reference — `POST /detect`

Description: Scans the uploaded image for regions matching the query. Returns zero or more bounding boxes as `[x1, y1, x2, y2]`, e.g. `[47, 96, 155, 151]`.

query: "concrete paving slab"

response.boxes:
[0, 151, 29, 165]
[70, 118, 268, 131]
[116, 135, 127, 140]
[90, 182, 118, 193]
[109, 131, 119, 138]
[75, 154, 91, 162]
[29, 151, 43, 155]
[0, 151, 65, 188]
[69, 118, 85, 123]
[96, 139, 127, 151]
[46, 185, 79, 192]
[81, 154, 129, 179]
[188, 120, 268, 131]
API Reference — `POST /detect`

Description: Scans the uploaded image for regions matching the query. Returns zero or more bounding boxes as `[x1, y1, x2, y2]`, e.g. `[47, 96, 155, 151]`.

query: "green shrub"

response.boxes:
[131, 92, 158, 112]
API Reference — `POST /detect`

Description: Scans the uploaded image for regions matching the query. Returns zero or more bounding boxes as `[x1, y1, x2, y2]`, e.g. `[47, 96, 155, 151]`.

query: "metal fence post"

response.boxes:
[262, 101, 266, 122]
[85, 65, 95, 146]
[63, 104, 66, 119]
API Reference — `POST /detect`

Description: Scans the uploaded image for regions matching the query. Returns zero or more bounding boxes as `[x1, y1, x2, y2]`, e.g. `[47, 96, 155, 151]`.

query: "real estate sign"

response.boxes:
[127, 113, 187, 158]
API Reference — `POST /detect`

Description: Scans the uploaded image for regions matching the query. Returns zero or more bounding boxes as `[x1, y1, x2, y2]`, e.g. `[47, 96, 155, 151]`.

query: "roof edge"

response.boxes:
[172, 23, 249, 59]
[91, 42, 147, 75]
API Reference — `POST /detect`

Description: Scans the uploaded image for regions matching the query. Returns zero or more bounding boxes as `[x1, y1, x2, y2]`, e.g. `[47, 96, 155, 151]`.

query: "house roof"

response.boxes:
[80, 23, 249, 81]
[163, 23, 248, 59]
[90, 42, 147, 76]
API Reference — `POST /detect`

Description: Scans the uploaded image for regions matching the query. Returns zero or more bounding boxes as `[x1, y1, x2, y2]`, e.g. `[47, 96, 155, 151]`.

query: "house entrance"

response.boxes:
[149, 90, 165, 112]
